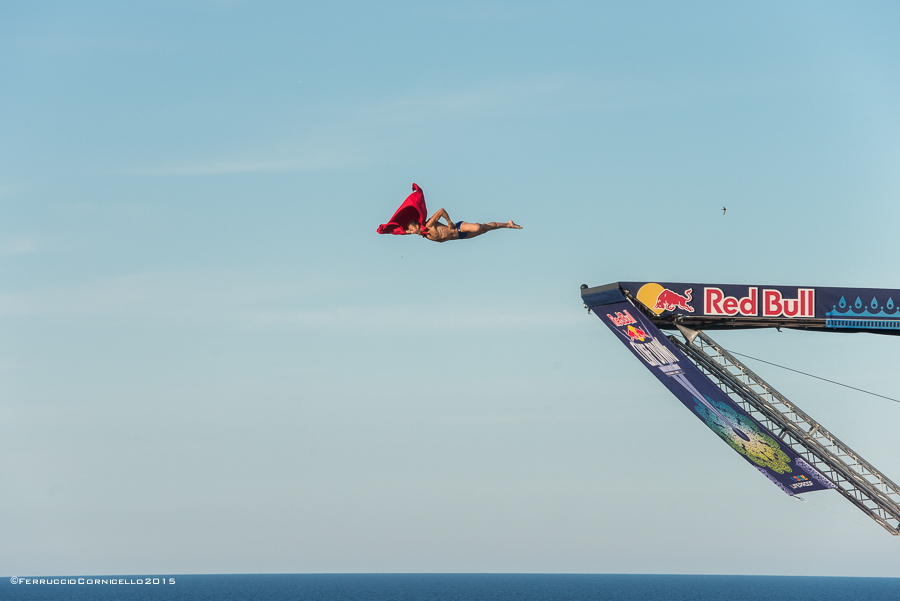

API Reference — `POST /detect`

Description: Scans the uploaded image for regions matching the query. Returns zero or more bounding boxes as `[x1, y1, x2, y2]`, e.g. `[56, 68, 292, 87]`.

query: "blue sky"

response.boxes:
[2, 1, 900, 576]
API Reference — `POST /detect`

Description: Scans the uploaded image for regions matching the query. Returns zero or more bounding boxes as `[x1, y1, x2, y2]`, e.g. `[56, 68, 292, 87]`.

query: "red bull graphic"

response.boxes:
[635, 283, 695, 315]
[606, 310, 637, 327]
[627, 325, 648, 341]
[654, 288, 694, 313]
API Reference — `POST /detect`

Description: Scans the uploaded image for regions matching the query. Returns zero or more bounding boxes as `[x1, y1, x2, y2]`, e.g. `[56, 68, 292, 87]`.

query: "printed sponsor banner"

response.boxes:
[620, 282, 900, 333]
[594, 300, 834, 496]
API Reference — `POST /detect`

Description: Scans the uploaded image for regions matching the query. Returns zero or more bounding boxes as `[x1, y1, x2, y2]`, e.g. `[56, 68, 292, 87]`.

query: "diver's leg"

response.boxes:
[457, 221, 522, 239]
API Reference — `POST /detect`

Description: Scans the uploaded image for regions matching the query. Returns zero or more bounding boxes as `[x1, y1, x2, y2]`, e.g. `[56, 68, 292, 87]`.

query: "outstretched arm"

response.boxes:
[426, 208, 452, 229]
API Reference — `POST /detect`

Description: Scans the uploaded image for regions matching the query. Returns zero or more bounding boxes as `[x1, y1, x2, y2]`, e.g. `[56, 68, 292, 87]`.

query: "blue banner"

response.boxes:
[616, 281, 900, 333]
[593, 299, 834, 495]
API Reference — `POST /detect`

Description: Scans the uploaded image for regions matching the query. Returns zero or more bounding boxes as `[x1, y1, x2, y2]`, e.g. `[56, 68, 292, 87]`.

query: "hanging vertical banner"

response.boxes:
[593, 298, 834, 495]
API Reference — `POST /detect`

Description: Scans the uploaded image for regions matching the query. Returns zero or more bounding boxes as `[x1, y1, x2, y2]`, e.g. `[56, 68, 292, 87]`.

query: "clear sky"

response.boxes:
[3, 1, 900, 577]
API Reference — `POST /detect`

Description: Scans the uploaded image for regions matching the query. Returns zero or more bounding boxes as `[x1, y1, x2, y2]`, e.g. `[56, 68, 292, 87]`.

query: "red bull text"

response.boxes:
[704, 287, 814, 318]
[607, 310, 637, 326]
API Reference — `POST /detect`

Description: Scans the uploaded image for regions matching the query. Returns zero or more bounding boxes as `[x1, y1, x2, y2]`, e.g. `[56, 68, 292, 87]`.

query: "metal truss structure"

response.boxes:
[668, 326, 900, 535]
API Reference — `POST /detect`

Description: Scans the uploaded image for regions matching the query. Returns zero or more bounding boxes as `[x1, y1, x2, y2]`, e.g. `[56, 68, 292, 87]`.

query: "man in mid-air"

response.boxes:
[405, 208, 522, 242]
[377, 183, 522, 242]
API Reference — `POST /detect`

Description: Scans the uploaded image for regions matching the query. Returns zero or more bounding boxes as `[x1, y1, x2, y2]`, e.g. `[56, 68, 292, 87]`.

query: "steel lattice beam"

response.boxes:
[669, 328, 900, 536]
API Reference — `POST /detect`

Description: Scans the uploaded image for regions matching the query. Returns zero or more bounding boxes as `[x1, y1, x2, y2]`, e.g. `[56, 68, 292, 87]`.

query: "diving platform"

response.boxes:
[581, 280, 900, 535]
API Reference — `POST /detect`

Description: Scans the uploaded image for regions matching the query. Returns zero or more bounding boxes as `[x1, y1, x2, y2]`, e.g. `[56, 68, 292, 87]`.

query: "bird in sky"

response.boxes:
[722, 206, 727, 215]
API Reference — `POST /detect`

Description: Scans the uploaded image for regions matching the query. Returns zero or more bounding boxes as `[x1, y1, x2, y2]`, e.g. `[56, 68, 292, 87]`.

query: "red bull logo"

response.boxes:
[627, 325, 648, 341]
[654, 288, 695, 313]
[636, 283, 815, 319]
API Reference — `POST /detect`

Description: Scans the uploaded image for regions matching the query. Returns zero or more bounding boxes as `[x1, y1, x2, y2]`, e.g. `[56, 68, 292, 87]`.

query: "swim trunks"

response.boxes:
[455, 221, 468, 240]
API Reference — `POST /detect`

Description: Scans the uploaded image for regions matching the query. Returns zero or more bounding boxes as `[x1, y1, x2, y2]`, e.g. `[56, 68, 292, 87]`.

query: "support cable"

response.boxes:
[794, 497, 884, 535]
[724, 350, 900, 405]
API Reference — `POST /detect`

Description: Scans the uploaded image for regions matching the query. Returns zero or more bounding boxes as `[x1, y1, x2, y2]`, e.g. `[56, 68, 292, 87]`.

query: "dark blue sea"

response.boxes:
[4, 574, 900, 600]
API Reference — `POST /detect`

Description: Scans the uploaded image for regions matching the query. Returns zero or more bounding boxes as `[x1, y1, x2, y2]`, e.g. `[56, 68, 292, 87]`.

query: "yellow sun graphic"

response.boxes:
[636, 283, 665, 315]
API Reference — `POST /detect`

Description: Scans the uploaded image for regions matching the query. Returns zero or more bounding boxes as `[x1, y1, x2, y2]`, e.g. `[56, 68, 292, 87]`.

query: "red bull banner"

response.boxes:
[614, 282, 900, 335]
[586, 294, 834, 496]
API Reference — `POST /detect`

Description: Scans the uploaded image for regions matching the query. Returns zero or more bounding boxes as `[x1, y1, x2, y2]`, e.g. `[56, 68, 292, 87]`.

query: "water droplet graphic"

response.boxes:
[839, 296, 847, 308]
[888, 298, 895, 310]
[855, 297, 863, 309]
[872, 297, 879, 310]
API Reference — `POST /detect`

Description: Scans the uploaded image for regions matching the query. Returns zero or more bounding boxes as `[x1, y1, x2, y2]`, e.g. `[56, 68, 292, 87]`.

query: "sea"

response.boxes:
[4, 574, 900, 601]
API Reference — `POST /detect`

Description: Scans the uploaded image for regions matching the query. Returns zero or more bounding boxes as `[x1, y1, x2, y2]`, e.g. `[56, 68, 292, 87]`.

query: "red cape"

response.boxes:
[377, 183, 428, 235]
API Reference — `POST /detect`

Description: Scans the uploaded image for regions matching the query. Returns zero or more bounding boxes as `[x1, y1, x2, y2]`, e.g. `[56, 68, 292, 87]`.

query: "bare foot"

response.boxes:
[507, 220, 523, 229]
